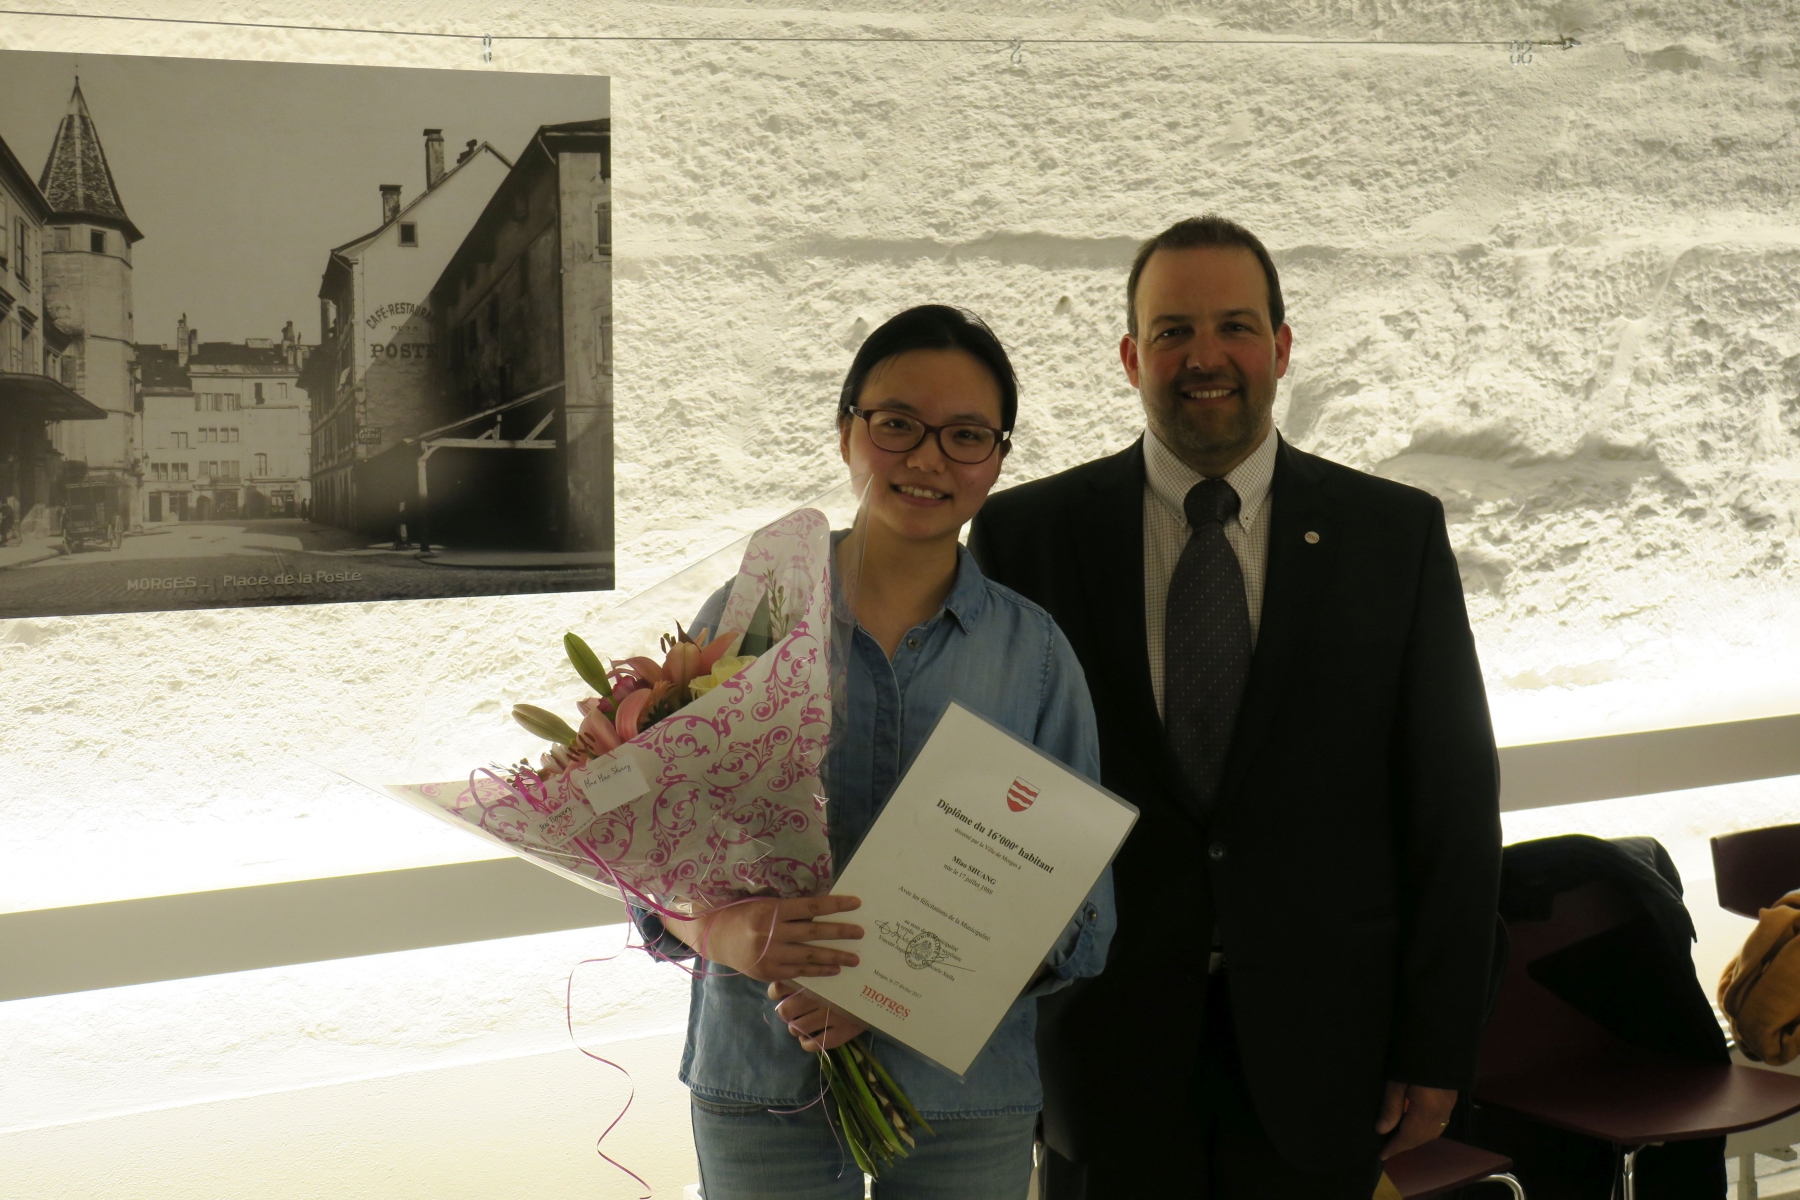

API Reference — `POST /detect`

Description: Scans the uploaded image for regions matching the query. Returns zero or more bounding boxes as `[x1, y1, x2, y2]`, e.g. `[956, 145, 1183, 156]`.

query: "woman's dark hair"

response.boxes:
[836, 305, 1019, 434]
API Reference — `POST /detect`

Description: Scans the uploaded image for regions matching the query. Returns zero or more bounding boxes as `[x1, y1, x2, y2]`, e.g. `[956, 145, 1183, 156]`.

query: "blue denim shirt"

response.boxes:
[635, 544, 1113, 1118]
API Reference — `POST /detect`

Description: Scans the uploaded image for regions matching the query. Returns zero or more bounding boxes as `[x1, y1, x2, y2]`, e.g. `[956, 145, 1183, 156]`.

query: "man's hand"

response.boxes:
[1375, 1081, 1457, 1160]
[767, 980, 870, 1051]
[663, 895, 863, 984]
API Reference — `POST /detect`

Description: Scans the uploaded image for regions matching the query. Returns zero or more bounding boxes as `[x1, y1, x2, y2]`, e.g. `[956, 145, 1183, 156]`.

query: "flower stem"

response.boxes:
[819, 1037, 931, 1178]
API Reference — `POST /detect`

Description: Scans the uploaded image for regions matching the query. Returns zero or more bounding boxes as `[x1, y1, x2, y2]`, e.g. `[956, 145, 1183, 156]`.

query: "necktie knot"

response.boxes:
[1184, 477, 1240, 529]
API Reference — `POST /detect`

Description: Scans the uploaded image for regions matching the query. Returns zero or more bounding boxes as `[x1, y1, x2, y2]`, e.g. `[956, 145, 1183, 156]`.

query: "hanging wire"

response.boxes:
[0, 8, 1581, 51]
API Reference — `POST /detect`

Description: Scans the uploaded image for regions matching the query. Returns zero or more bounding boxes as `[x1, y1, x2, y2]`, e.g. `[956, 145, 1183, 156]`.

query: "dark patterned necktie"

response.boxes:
[1164, 478, 1252, 813]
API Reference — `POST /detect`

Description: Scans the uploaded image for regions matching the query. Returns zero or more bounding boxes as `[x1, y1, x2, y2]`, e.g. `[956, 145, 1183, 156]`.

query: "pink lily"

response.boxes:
[576, 697, 623, 755]
[698, 629, 743, 673]
[617, 656, 666, 686]
[607, 674, 642, 708]
[664, 641, 703, 688]
[613, 685, 662, 740]
[538, 741, 590, 778]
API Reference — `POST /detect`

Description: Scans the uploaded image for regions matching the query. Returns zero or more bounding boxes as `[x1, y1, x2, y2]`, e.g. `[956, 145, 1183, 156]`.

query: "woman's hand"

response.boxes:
[664, 895, 863, 984]
[767, 980, 870, 1052]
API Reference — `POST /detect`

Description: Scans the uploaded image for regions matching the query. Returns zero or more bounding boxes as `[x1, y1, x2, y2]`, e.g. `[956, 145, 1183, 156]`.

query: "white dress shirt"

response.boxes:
[1143, 426, 1277, 720]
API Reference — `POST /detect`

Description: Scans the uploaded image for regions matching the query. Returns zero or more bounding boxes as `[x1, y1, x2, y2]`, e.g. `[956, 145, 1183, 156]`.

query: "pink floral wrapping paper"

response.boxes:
[386, 508, 838, 914]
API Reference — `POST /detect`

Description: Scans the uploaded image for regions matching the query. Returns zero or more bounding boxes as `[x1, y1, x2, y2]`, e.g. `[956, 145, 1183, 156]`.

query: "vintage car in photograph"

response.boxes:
[61, 480, 125, 553]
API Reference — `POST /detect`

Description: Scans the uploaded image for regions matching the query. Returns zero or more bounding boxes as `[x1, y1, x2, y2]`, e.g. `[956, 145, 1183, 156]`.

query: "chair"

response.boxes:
[1711, 823, 1800, 1198]
[1713, 824, 1800, 918]
[1473, 878, 1800, 1199]
[1383, 1136, 1524, 1197]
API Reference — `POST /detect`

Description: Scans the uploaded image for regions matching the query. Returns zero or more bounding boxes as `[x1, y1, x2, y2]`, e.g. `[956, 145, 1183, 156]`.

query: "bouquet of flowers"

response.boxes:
[384, 503, 928, 1176]
[388, 508, 834, 909]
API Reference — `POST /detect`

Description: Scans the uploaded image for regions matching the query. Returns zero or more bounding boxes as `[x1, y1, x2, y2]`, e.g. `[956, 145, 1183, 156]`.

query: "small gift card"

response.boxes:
[573, 744, 658, 817]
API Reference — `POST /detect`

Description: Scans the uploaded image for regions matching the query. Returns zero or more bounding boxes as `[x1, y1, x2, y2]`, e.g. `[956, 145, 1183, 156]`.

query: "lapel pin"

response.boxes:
[1304, 531, 1321, 544]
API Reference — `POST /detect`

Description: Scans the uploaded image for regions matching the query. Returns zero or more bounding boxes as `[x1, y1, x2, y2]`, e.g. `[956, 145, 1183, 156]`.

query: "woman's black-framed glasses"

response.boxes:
[849, 407, 1009, 465]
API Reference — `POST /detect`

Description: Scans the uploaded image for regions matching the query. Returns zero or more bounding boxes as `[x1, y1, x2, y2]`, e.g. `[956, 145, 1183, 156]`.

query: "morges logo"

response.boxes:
[1006, 777, 1039, 813]
[861, 984, 909, 1019]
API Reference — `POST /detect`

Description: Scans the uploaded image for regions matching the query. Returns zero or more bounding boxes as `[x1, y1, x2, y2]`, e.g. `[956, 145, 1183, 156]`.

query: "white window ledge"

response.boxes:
[4, 711, 1796, 1005]
[2, 858, 623, 1002]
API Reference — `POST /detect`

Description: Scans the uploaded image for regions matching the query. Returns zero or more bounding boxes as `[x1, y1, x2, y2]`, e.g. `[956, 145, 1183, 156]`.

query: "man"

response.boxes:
[969, 216, 1501, 1197]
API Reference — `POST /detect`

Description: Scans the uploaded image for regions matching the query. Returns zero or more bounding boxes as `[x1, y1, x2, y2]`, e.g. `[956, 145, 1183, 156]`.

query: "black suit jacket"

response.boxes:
[969, 436, 1501, 1172]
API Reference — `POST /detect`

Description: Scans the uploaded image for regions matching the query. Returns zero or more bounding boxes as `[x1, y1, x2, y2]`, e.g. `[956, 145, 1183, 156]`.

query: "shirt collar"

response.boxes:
[831, 529, 989, 634]
[1143, 425, 1278, 527]
[941, 543, 989, 632]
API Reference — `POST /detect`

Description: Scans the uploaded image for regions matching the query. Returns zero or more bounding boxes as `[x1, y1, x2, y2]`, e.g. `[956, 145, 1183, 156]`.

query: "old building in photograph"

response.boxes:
[299, 129, 512, 531]
[355, 118, 610, 556]
[137, 317, 313, 523]
[38, 80, 144, 532]
[2, 49, 610, 618]
[0, 124, 105, 537]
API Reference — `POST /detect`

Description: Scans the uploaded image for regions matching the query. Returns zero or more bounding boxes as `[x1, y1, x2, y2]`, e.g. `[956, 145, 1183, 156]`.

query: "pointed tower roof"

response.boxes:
[38, 79, 143, 244]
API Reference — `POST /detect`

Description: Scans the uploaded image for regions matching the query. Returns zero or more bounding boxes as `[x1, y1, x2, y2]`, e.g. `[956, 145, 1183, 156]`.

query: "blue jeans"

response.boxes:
[691, 1094, 1038, 1200]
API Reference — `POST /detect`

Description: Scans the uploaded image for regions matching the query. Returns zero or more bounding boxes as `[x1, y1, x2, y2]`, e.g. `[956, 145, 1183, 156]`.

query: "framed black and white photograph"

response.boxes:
[0, 51, 611, 618]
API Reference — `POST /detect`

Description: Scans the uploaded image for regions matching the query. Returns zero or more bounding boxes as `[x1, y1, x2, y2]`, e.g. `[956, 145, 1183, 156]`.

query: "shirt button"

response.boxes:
[1208, 843, 1226, 861]
[905, 637, 920, 649]
[1084, 905, 1098, 922]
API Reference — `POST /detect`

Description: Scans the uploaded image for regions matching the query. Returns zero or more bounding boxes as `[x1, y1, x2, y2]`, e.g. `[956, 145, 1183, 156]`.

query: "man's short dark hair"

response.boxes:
[1125, 216, 1285, 338]
[837, 304, 1019, 434]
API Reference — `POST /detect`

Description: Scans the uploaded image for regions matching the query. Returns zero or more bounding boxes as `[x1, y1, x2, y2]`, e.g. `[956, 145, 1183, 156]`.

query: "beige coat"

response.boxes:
[1719, 888, 1800, 1066]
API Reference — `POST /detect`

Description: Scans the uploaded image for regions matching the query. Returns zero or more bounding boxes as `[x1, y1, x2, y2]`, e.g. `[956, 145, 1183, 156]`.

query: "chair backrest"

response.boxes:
[1712, 823, 1800, 918]
[1479, 878, 1638, 1081]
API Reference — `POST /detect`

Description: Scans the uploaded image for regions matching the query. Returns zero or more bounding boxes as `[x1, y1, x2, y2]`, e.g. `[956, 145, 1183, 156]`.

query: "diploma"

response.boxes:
[807, 701, 1137, 1076]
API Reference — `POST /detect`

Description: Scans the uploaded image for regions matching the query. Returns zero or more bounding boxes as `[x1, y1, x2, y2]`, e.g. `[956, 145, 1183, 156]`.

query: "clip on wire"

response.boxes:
[481, 34, 493, 63]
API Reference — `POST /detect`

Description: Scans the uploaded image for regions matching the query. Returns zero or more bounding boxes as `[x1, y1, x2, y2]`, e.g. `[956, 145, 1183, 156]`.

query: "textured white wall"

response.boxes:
[1, 0, 1798, 1194]
[3, 0, 1798, 905]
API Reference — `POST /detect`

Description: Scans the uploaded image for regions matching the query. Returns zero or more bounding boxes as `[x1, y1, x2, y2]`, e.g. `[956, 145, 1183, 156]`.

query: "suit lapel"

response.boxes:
[1217, 437, 1337, 808]
[1068, 441, 1198, 823]
[1068, 442, 1154, 715]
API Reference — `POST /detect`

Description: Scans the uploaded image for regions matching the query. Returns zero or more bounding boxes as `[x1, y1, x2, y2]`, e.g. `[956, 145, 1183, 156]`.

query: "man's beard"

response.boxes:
[1143, 369, 1273, 473]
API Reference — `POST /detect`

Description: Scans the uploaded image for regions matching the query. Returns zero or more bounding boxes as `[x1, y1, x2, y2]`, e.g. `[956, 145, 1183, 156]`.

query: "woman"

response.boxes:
[637, 305, 1114, 1199]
